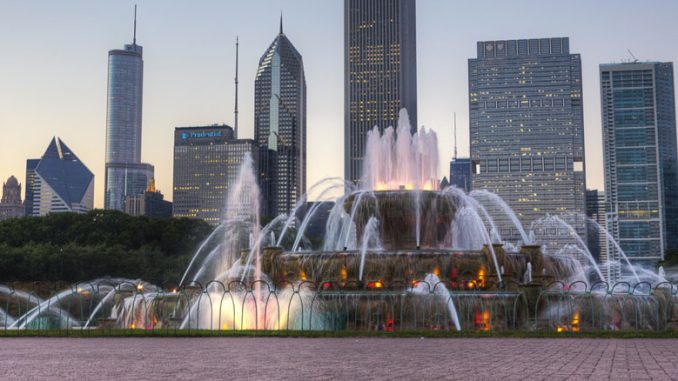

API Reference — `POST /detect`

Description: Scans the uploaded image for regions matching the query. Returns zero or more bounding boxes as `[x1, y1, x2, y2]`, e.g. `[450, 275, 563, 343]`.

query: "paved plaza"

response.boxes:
[2, 337, 678, 380]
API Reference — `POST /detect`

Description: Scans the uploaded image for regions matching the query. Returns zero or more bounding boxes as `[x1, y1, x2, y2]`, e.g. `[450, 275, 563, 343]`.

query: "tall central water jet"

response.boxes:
[362, 109, 439, 191]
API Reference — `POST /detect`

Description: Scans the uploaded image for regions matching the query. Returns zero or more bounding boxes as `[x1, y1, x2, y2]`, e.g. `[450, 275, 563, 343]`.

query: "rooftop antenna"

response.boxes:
[627, 49, 638, 63]
[453, 112, 458, 160]
[133, 4, 137, 45]
[234, 36, 239, 138]
[279, 11, 283, 34]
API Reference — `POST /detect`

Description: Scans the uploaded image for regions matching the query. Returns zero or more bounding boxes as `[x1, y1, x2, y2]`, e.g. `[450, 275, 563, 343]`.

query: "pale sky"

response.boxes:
[1, 0, 677, 207]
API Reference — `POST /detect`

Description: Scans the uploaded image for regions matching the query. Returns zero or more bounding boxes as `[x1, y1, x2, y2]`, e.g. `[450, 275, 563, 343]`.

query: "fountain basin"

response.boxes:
[344, 190, 457, 250]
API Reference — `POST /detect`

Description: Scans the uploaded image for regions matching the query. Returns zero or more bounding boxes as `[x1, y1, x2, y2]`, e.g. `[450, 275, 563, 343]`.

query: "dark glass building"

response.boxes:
[344, 0, 418, 184]
[450, 158, 472, 193]
[601, 62, 678, 270]
[26, 138, 94, 216]
[254, 19, 306, 218]
[173, 125, 257, 225]
[24, 159, 39, 216]
[469, 37, 586, 241]
[104, 11, 153, 211]
[586, 189, 607, 264]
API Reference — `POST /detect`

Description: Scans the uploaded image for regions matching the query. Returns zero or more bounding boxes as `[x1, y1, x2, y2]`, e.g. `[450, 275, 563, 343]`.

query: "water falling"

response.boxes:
[358, 216, 382, 281]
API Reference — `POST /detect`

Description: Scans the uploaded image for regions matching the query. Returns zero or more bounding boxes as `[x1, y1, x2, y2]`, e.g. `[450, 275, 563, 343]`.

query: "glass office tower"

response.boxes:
[469, 37, 587, 242]
[254, 19, 306, 218]
[601, 62, 678, 271]
[450, 158, 472, 193]
[344, 0, 418, 185]
[105, 23, 153, 211]
[26, 138, 94, 216]
[173, 125, 257, 225]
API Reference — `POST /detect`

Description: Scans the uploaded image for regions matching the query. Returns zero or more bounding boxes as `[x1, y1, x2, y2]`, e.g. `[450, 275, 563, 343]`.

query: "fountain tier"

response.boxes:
[344, 190, 457, 250]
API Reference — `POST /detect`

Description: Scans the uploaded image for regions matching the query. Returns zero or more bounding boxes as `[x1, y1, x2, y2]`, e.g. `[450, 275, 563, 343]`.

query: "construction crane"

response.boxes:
[627, 49, 639, 63]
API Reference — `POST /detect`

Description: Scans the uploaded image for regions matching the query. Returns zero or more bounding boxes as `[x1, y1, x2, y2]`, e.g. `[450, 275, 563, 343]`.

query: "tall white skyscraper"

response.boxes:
[104, 6, 153, 210]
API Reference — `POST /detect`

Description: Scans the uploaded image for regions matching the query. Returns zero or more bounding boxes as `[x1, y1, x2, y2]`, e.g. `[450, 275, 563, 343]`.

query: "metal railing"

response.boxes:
[1, 279, 676, 334]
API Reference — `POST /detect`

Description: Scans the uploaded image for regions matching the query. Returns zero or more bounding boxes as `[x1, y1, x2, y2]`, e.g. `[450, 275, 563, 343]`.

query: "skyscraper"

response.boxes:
[104, 6, 154, 211]
[26, 138, 94, 216]
[344, 0, 418, 184]
[173, 125, 257, 225]
[254, 18, 306, 218]
[0, 176, 24, 221]
[601, 62, 678, 269]
[469, 37, 586, 241]
[450, 158, 472, 193]
[586, 189, 607, 264]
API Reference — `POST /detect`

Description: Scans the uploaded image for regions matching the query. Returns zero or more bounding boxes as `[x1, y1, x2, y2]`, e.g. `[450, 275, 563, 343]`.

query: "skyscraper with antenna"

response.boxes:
[254, 14, 306, 218]
[104, 5, 154, 211]
[234, 36, 239, 138]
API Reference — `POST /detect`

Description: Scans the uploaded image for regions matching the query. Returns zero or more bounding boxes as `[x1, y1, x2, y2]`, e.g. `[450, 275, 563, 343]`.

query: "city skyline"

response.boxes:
[2, 1, 678, 208]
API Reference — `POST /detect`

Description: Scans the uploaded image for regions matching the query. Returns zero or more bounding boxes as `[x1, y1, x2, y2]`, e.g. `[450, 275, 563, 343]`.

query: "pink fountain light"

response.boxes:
[361, 109, 440, 191]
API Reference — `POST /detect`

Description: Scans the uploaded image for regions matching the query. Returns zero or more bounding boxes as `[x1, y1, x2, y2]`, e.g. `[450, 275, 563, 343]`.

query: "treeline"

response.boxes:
[0, 211, 213, 282]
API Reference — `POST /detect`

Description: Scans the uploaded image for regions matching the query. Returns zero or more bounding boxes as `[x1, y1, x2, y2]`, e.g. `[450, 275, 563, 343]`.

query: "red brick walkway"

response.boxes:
[3, 338, 678, 380]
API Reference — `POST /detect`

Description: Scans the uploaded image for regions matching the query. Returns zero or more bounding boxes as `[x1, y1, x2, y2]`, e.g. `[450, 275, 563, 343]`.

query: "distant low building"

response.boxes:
[0, 176, 24, 221]
[450, 158, 471, 193]
[25, 137, 94, 216]
[124, 178, 172, 219]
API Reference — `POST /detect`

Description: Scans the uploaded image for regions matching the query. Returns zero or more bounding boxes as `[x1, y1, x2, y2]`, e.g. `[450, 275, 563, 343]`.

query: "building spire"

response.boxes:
[133, 4, 137, 45]
[279, 11, 283, 34]
[234, 35, 239, 138]
[453, 112, 458, 160]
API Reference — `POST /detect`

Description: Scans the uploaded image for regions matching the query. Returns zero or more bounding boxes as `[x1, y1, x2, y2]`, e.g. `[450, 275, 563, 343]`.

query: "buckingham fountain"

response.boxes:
[2, 110, 677, 333]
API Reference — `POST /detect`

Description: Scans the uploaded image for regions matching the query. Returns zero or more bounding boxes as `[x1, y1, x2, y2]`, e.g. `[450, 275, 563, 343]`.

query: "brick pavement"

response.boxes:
[2, 338, 678, 380]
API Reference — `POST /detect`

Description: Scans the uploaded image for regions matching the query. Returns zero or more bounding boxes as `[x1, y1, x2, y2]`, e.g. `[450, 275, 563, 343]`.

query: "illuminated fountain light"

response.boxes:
[362, 109, 439, 192]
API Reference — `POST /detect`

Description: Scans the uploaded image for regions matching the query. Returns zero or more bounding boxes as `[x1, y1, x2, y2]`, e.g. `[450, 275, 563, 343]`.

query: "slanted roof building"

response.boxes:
[26, 137, 94, 216]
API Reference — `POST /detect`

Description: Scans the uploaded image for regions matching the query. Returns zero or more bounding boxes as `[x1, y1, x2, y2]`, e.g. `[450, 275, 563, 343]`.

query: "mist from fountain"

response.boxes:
[470, 189, 530, 244]
[529, 215, 605, 283]
[582, 215, 641, 284]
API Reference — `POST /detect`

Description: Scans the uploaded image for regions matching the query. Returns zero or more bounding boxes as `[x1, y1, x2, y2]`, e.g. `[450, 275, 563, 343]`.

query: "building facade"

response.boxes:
[344, 0, 418, 184]
[586, 189, 608, 265]
[124, 179, 172, 219]
[469, 37, 586, 241]
[104, 20, 154, 211]
[601, 62, 678, 269]
[173, 125, 257, 225]
[0, 176, 24, 221]
[26, 138, 94, 216]
[254, 20, 306, 218]
[450, 158, 472, 193]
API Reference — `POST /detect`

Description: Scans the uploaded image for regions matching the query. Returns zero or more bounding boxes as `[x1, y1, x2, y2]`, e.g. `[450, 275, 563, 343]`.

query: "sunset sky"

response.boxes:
[1, 0, 677, 207]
